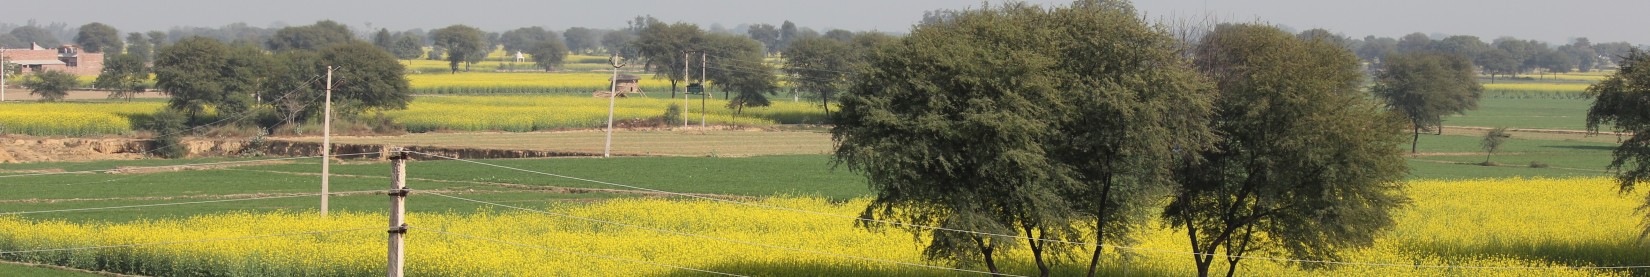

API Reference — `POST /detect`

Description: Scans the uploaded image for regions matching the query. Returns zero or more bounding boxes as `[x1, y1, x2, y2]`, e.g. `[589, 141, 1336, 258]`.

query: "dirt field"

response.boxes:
[277, 128, 834, 157]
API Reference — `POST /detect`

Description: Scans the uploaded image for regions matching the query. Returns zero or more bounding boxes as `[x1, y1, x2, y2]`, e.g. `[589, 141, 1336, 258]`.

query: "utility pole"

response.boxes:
[321, 66, 333, 217]
[604, 54, 626, 158]
[386, 148, 409, 277]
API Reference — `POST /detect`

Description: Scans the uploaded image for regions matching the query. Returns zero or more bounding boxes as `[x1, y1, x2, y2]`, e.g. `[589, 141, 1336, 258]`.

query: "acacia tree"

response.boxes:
[94, 53, 149, 101]
[23, 70, 77, 102]
[126, 32, 154, 63]
[75, 22, 123, 53]
[1482, 127, 1510, 165]
[1586, 50, 1650, 214]
[634, 21, 703, 97]
[833, 2, 1217, 276]
[782, 36, 852, 121]
[527, 39, 568, 71]
[154, 37, 257, 119]
[1372, 52, 1483, 153]
[266, 20, 354, 51]
[430, 25, 485, 73]
[1170, 24, 1410, 277]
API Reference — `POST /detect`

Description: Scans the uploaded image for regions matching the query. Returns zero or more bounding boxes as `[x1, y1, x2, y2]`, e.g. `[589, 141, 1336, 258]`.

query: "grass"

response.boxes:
[1403, 130, 1615, 180]
[280, 129, 834, 157]
[387, 95, 827, 132]
[0, 262, 101, 277]
[1445, 96, 1594, 130]
[0, 155, 869, 223]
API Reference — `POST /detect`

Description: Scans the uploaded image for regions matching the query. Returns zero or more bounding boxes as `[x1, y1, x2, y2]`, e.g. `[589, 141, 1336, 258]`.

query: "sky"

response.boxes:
[1, 0, 1645, 45]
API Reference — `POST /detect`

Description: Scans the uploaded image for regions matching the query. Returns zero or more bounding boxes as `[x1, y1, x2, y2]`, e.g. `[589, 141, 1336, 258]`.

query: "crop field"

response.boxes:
[388, 95, 827, 132]
[284, 129, 834, 157]
[406, 72, 674, 95]
[1444, 97, 1594, 130]
[0, 172, 1643, 276]
[0, 102, 162, 136]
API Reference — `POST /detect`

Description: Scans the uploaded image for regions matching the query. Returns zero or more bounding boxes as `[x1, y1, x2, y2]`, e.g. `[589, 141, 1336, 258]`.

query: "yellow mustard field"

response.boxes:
[0, 102, 162, 136]
[0, 177, 1643, 276]
[1483, 82, 1592, 93]
[406, 72, 677, 94]
[388, 95, 827, 132]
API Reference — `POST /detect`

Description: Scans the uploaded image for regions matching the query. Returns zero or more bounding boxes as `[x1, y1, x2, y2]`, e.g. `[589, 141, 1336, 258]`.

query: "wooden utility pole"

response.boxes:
[321, 66, 333, 217]
[2, 49, 8, 102]
[604, 54, 626, 158]
[386, 148, 409, 277]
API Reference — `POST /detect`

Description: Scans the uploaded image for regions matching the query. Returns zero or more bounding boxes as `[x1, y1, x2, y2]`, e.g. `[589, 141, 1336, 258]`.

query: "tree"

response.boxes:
[1586, 49, 1650, 202]
[747, 23, 780, 54]
[527, 39, 568, 72]
[1493, 38, 1541, 76]
[634, 22, 704, 98]
[600, 31, 636, 58]
[153, 37, 259, 119]
[1356, 36, 1397, 62]
[372, 28, 394, 50]
[834, 2, 1217, 276]
[125, 32, 154, 63]
[429, 25, 485, 73]
[1396, 32, 1432, 53]
[1482, 127, 1510, 165]
[1433, 35, 1489, 62]
[147, 31, 168, 49]
[563, 27, 600, 54]
[697, 34, 775, 113]
[1373, 52, 1483, 153]
[500, 27, 556, 54]
[75, 22, 123, 53]
[23, 70, 77, 102]
[318, 41, 413, 112]
[778, 21, 799, 51]
[823, 29, 855, 43]
[9, 26, 59, 47]
[782, 36, 852, 121]
[1478, 49, 1519, 82]
[390, 33, 425, 63]
[1172, 23, 1409, 277]
[266, 20, 354, 51]
[94, 53, 150, 101]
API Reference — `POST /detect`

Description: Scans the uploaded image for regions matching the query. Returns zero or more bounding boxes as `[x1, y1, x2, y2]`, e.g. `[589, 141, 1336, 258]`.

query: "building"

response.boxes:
[0, 43, 104, 76]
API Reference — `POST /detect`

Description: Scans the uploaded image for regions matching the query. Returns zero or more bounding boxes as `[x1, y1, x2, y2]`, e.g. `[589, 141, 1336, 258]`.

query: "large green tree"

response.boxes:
[1372, 52, 1483, 153]
[125, 32, 154, 63]
[563, 27, 600, 54]
[833, 2, 1217, 276]
[389, 33, 425, 63]
[9, 26, 59, 47]
[75, 22, 123, 53]
[1170, 23, 1409, 277]
[526, 39, 568, 72]
[500, 27, 555, 54]
[266, 20, 354, 51]
[697, 34, 775, 113]
[634, 21, 703, 98]
[429, 25, 486, 73]
[153, 37, 263, 119]
[782, 36, 853, 121]
[23, 70, 77, 102]
[1586, 50, 1650, 211]
[94, 53, 150, 101]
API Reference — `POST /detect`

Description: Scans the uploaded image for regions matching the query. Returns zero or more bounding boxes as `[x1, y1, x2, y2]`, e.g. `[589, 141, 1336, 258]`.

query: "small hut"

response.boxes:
[596, 74, 644, 98]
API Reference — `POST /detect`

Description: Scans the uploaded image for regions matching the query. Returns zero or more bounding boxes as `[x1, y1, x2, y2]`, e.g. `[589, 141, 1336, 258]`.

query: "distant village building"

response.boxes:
[0, 43, 104, 76]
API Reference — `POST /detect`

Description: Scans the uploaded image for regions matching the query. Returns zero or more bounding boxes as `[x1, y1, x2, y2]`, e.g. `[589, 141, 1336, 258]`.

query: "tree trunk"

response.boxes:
[821, 91, 832, 124]
[1411, 124, 1421, 153]
[669, 79, 678, 99]
[975, 237, 1003, 276]
[1085, 179, 1115, 277]
[1025, 226, 1050, 277]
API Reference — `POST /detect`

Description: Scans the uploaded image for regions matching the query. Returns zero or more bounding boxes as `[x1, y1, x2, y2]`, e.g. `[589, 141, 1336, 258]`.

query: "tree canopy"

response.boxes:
[75, 22, 123, 53]
[1372, 52, 1483, 153]
[154, 37, 258, 118]
[94, 53, 150, 101]
[429, 25, 486, 73]
[833, 1, 1217, 276]
[634, 21, 704, 97]
[24, 70, 77, 102]
[1587, 50, 1650, 198]
[1172, 23, 1409, 277]
[266, 20, 354, 51]
[527, 39, 569, 72]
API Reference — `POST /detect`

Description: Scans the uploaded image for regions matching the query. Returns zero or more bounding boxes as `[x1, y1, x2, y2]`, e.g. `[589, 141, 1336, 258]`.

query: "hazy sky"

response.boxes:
[1, 0, 1644, 44]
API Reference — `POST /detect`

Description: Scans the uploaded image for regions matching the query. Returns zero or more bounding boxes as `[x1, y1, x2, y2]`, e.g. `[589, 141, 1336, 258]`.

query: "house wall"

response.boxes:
[1, 48, 104, 76]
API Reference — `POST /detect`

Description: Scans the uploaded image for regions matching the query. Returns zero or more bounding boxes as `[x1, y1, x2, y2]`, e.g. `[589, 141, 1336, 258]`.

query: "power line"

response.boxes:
[426, 192, 1015, 276]
[0, 189, 385, 216]
[415, 227, 750, 277]
[0, 152, 381, 179]
[136, 73, 329, 157]
[407, 152, 1650, 270]
[0, 227, 377, 255]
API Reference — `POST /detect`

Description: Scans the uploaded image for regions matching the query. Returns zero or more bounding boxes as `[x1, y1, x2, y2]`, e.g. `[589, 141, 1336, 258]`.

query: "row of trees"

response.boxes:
[1350, 32, 1636, 81]
[831, 2, 1409, 277]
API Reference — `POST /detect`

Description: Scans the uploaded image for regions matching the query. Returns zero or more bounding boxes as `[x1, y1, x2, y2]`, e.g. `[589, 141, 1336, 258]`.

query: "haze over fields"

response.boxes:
[1, 0, 1645, 44]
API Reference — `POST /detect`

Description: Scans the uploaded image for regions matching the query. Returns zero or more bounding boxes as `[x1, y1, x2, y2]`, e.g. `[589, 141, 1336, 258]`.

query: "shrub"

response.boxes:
[146, 108, 189, 159]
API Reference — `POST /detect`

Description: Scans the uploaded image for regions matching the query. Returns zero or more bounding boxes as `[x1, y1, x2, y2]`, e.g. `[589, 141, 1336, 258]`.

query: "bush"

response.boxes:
[1530, 161, 1551, 168]
[22, 70, 78, 102]
[147, 108, 189, 159]
[663, 103, 683, 125]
